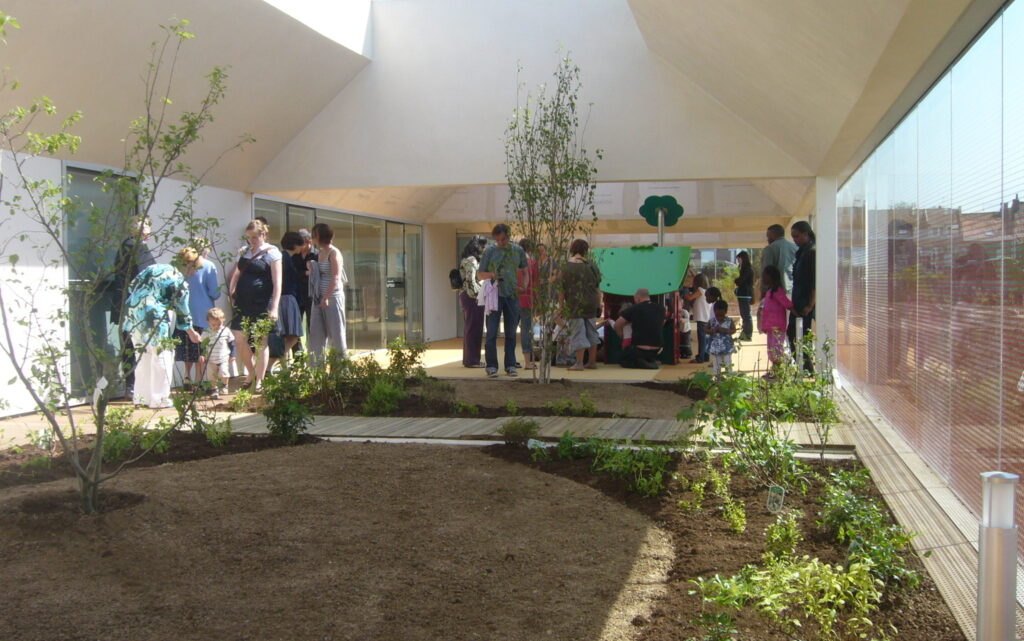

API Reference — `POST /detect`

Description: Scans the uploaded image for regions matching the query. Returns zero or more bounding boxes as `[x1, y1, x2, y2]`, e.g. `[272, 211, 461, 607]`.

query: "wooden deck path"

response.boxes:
[228, 412, 856, 448]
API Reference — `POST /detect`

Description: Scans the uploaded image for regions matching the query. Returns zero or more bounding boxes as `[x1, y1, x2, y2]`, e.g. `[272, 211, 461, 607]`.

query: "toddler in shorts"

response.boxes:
[200, 308, 233, 398]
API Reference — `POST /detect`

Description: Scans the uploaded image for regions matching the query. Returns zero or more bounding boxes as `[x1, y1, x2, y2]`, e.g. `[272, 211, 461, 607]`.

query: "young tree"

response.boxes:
[0, 13, 251, 513]
[504, 54, 601, 383]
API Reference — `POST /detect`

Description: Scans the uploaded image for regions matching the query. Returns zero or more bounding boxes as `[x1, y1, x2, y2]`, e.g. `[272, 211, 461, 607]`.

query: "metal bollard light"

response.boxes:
[977, 471, 1019, 641]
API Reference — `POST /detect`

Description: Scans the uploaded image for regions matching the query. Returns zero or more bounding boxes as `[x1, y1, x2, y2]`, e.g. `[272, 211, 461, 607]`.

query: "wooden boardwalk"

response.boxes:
[228, 412, 856, 448]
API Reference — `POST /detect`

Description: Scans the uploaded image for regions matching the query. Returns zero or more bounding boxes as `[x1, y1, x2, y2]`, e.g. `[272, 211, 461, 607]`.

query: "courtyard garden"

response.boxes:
[0, 340, 967, 641]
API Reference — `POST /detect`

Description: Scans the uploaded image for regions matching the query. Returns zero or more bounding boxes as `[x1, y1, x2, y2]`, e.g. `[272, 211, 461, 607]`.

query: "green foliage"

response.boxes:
[498, 417, 540, 447]
[591, 437, 672, 497]
[260, 357, 312, 444]
[303, 348, 348, 413]
[677, 476, 707, 513]
[26, 427, 53, 450]
[23, 455, 52, 470]
[384, 336, 427, 382]
[504, 53, 602, 384]
[693, 555, 886, 641]
[203, 417, 232, 447]
[819, 469, 921, 588]
[503, 397, 520, 416]
[453, 400, 479, 416]
[229, 388, 254, 412]
[705, 458, 746, 533]
[680, 371, 808, 492]
[420, 378, 456, 412]
[764, 510, 804, 560]
[722, 498, 747, 534]
[0, 16, 250, 513]
[529, 442, 552, 462]
[544, 392, 598, 417]
[556, 430, 589, 460]
[687, 611, 739, 641]
[361, 379, 407, 416]
[101, 407, 170, 461]
[241, 315, 276, 347]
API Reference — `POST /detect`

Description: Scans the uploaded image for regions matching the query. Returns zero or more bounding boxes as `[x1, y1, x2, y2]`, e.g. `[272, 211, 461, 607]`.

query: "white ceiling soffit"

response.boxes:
[0, 0, 369, 191]
[627, 0, 974, 176]
[263, 186, 457, 223]
[251, 0, 812, 192]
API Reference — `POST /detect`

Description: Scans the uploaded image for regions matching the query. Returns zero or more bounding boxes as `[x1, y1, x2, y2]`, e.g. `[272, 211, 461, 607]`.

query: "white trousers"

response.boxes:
[711, 353, 733, 375]
[134, 345, 174, 408]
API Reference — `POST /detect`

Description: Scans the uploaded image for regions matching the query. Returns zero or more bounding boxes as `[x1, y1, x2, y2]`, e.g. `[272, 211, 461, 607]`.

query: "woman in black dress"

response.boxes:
[228, 220, 282, 389]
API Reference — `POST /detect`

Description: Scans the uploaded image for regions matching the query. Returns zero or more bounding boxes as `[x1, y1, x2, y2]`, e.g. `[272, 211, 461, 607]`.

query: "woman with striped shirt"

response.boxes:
[308, 222, 348, 360]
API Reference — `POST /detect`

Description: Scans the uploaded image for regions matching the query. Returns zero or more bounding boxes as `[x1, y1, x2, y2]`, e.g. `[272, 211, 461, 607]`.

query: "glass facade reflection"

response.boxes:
[837, 3, 1024, 552]
[253, 197, 423, 352]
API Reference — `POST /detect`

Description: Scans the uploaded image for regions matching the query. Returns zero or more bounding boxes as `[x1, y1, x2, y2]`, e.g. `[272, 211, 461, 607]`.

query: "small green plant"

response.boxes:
[26, 427, 53, 450]
[261, 358, 313, 443]
[23, 455, 53, 470]
[678, 477, 707, 512]
[503, 397, 520, 415]
[384, 336, 427, 383]
[577, 391, 596, 417]
[819, 468, 920, 588]
[420, 378, 456, 411]
[544, 398, 574, 416]
[722, 498, 747, 534]
[139, 427, 171, 455]
[361, 379, 406, 416]
[592, 438, 672, 497]
[203, 417, 232, 447]
[453, 400, 480, 416]
[498, 417, 540, 447]
[529, 442, 552, 462]
[241, 314, 277, 347]
[693, 555, 886, 641]
[556, 430, 589, 460]
[764, 510, 803, 559]
[229, 388, 254, 412]
[688, 611, 739, 641]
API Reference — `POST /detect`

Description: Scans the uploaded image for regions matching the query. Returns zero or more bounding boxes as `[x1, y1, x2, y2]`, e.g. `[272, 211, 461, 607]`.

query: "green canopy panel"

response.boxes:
[591, 246, 692, 296]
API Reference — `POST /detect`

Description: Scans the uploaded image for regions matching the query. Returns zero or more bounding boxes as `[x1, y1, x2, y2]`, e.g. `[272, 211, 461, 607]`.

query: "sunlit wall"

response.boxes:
[837, 1, 1024, 546]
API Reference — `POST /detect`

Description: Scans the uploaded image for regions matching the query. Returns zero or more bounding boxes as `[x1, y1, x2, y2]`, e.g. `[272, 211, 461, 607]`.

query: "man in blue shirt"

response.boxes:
[476, 223, 528, 377]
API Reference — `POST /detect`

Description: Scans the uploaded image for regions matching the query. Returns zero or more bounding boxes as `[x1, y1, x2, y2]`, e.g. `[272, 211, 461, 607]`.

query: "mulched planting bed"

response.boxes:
[0, 442, 664, 641]
[487, 445, 966, 641]
[0, 431, 320, 490]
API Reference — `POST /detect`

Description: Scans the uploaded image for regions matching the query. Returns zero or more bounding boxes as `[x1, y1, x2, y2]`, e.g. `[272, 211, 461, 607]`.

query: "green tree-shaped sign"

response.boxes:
[639, 195, 684, 227]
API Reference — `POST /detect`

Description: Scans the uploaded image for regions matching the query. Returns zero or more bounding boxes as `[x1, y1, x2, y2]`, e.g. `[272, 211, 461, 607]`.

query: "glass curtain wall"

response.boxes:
[251, 198, 423, 351]
[837, 2, 1024, 552]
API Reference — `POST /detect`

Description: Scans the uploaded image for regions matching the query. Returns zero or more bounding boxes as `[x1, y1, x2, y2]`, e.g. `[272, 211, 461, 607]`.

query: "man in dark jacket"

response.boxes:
[788, 221, 816, 373]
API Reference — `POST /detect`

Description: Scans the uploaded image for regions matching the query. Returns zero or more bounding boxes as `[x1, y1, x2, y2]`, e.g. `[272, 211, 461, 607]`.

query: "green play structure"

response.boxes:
[591, 245, 692, 296]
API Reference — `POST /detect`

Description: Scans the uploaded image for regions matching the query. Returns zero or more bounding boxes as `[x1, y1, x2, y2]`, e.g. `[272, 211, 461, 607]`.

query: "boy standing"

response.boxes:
[200, 308, 233, 398]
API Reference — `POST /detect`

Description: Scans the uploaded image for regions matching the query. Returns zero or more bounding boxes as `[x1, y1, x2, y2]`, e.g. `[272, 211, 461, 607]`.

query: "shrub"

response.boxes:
[454, 400, 479, 416]
[679, 371, 808, 492]
[592, 438, 672, 497]
[362, 379, 406, 416]
[101, 408, 171, 461]
[693, 555, 884, 641]
[260, 361, 313, 444]
[305, 348, 349, 412]
[764, 509, 803, 560]
[229, 388, 254, 412]
[419, 378, 456, 411]
[556, 430, 588, 460]
[384, 336, 427, 382]
[819, 469, 920, 588]
[503, 398, 520, 415]
[204, 417, 232, 447]
[577, 391, 597, 417]
[498, 417, 540, 447]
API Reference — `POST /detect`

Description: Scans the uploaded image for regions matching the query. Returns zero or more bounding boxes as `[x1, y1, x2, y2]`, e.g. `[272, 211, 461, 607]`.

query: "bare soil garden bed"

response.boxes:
[0, 431, 320, 491]
[487, 445, 966, 641]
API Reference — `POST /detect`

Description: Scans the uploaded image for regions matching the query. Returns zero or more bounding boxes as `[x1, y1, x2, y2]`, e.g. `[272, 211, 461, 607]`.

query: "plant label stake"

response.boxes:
[767, 485, 786, 513]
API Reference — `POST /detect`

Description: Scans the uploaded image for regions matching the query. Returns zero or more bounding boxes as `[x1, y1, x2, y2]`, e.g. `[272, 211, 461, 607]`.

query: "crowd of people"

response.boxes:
[457, 221, 818, 378]
[114, 217, 350, 408]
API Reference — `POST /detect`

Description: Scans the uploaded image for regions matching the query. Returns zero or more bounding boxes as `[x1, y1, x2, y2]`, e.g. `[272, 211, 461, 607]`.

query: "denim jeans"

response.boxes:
[736, 296, 753, 340]
[485, 296, 520, 372]
[695, 320, 709, 362]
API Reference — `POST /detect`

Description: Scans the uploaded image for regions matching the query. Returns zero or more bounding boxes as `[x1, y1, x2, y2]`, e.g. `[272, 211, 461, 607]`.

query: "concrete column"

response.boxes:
[814, 176, 838, 368]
